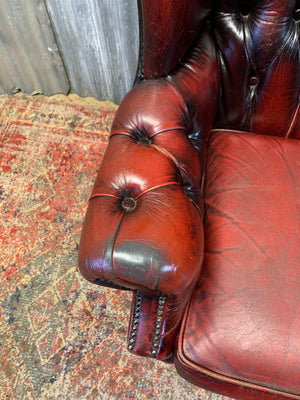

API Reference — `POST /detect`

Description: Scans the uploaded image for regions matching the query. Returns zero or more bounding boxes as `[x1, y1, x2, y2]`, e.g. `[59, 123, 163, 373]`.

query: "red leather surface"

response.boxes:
[139, 0, 300, 137]
[176, 130, 300, 399]
[79, 0, 300, 386]
[78, 23, 219, 359]
[212, 0, 300, 137]
[139, 0, 214, 79]
[128, 291, 190, 361]
[78, 131, 203, 358]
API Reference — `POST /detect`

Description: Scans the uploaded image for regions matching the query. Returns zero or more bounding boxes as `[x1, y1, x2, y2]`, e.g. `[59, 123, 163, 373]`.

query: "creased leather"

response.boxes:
[79, 0, 300, 391]
[176, 130, 300, 399]
[213, 0, 300, 137]
[78, 22, 219, 359]
[139, 0, 215, 79]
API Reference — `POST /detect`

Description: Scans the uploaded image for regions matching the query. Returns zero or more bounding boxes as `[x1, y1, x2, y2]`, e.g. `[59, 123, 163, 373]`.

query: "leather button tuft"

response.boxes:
[249, 76, 258, 86]
[138, 137, 152, 146]
[121, 197, 137, 212]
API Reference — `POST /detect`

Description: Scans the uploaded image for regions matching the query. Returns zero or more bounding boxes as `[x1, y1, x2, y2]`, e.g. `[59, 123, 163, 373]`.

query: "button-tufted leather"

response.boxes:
[79, 0, 300, 397]
[213, 0, 299, 136]
[79, 23, 219, 359]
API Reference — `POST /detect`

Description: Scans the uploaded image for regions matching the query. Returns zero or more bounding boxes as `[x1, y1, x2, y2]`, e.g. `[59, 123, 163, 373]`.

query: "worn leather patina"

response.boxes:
[79, 1, 300, 398]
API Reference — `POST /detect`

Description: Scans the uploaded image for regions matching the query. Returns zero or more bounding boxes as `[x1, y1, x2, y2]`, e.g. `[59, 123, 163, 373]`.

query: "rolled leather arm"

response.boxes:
[79, 23, 219, 360]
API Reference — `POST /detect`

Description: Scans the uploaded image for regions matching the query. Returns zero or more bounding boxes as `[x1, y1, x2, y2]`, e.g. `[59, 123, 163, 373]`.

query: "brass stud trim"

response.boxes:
[151, 294, 167, 357]
[128, 291, 143, 351]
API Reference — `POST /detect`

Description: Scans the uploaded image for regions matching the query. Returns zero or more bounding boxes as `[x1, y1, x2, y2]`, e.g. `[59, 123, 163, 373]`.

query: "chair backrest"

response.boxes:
[212, 0, 299, 137]
[138, 0, 299, 138]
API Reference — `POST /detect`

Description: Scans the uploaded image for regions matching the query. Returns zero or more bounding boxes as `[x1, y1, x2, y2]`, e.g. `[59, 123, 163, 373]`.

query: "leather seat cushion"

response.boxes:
[175, 130, 300, 399]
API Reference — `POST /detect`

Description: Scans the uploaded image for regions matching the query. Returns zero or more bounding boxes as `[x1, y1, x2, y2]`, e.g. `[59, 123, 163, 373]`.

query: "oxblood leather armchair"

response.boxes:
[78, 1, 300, 399]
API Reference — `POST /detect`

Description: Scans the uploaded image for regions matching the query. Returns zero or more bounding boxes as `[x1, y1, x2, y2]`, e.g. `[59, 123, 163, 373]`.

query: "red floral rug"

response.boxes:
[0, 93, 228, 400]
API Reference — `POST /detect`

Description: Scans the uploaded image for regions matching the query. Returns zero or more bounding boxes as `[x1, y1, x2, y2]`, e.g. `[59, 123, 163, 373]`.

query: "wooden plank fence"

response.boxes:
[0, 0, 139, 104]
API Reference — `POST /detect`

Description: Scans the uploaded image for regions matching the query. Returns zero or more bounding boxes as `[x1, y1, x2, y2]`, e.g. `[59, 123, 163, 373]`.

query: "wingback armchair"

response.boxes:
[78, 1, 300, 399]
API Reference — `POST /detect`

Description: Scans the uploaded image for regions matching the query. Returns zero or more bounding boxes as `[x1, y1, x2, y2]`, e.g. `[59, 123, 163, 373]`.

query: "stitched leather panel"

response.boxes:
[177, 130, 300, 397]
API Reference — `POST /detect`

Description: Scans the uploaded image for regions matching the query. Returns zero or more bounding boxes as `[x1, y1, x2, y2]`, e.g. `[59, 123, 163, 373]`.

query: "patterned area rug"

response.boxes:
[0, 93, 230, 400]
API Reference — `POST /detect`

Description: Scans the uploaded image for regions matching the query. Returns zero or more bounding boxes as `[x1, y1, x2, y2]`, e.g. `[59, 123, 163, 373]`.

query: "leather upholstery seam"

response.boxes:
[89, 193, 119, 202]
[285, 102, 300, 138]
[105, 213, 124, 280]
[177, 345, 300, 399]
[89, 182, 182, 203]
[110, 127, 186, 140]
[135, 182, 181, 200]
[151, 143, 189, 176]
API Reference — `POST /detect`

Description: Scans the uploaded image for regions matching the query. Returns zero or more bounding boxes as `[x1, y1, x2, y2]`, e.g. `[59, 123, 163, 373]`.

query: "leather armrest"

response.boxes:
[79, 96, 204, 359]
[79, 23, 220, 360]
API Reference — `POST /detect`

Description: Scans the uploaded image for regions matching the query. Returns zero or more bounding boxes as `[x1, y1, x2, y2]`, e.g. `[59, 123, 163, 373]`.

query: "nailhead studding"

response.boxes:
[128, 293, 167, 357]
[151, 294, 167, 357]
[128, 291, 143, 352]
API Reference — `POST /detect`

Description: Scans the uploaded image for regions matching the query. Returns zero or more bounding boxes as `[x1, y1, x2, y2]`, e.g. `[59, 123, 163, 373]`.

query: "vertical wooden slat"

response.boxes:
[45, 0, 139, 104]
[0, 0, 69, 96]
